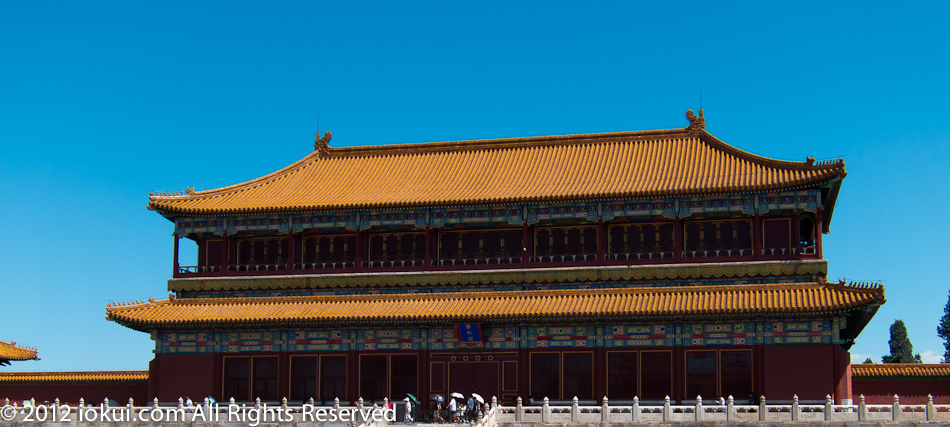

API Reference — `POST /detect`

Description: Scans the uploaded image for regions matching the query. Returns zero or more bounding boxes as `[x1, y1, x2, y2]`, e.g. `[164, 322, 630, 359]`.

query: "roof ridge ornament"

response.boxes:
[314, 130, 332, 155]
[686, 109, 705, 133]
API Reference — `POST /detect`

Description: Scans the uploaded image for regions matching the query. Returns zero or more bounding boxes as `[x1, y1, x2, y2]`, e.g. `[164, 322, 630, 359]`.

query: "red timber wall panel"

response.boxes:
[853, 379, 950, 404]
[762, 345, 834, 402]
[833, 344, 851, 403]
[148, 357, 160, 400]
[157, 353, 215, 402]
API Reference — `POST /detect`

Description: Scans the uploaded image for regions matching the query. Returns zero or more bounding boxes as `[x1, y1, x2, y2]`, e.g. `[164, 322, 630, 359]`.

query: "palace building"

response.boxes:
[106, 110, 884, 405]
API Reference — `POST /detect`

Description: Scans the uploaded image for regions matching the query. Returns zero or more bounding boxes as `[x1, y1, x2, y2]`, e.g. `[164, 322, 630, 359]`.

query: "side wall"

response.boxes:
[0, 383, 147, 405]
[853, 379, 950, 404]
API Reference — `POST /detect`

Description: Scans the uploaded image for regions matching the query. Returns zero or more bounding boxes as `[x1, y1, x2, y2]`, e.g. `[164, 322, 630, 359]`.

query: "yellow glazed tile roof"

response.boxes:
[148, 119, 846, 215]
[0, 340, 38, 362]
[108, 281, 883, 331]
[852, 363, 950, 379]
[0, 370, 148, 384]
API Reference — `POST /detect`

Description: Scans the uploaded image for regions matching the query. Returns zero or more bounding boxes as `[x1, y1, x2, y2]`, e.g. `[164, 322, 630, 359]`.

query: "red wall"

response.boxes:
[0, 383, 147, 406]
[762, 345, 845, 402]
[853, 379, 950, 404]
[153, 353, 216, 402]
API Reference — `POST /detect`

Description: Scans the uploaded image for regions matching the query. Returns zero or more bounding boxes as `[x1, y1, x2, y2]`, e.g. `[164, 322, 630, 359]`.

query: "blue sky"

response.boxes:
[1, 2, 948, 371]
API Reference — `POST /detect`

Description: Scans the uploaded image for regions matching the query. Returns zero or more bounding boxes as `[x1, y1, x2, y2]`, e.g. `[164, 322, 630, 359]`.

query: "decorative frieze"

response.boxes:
[155, 318, 842, 354]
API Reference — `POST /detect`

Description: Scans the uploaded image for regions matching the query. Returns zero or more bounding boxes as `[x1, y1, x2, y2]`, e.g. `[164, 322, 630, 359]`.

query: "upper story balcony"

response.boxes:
[172, 215, 821, 278]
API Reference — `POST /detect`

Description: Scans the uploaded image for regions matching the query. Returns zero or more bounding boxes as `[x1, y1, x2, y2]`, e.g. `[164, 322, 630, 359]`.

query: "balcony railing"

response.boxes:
[295, 261, 355, 270]
[437, 256, 523, 267]
[175, 246, 820, 278]
[531, 253, 597, 263]
[607, 251, 674, 261]
[363, 259, 425, 268]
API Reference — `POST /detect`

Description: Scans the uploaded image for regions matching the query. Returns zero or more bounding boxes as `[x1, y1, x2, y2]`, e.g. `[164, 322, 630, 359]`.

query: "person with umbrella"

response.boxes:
[431, 395, 445, 422]
[403, 397, 413, 423]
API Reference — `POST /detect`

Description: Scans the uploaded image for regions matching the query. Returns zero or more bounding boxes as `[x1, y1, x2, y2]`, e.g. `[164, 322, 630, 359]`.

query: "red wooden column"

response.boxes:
[354, 229, 363, 271]
[424, 226, 432, 268]
[596, 219, 605, 262]
[286, 233, 295, 272]
[752, 212, 762, 260]
[173, 233, 180, 277]
[221, 233, 229, 274]
[522, 223, 530, 267]
[673, 215, 683, 262]
[815, 208, 824, 259]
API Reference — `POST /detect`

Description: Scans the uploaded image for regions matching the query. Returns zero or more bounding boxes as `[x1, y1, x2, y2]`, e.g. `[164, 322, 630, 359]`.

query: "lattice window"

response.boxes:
[683, 219, 753, 253]
[223, 357, 250, 401]
[253, 357, 279, 401]
[685, 351, 717, 399]
[763, 218, 792, 249]
[531, 353, 560, 399]
[321, 356, 347, 401]
[439, 230, 522, 259]
[607, 223, 674, 254]
[291, 356, 317, 401]
[720, 350, 752, 399]
[534, 226, 597, 257]
[563, 353, 593, 400]
[607, 352, 638, 399]
[391, 355, 418, 401]
[236, 237, 287, 265]
[302, 234, 355, 263]
[360, 355, 387, 401]
[640, 351, 671, 400]
[368, 232, 425, 262]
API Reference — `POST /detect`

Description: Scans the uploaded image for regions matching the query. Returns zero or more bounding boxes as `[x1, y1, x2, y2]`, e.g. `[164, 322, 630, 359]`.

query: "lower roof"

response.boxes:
[108, 281, 884, 332]
[0, 371, 148, 385]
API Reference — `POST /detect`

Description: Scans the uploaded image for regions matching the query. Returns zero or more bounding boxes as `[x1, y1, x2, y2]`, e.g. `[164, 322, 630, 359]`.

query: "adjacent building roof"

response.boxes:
[108, 281, 883, 332]
[0, 370, 148, 385]
[852, 363, 950, 379]
[148, 113, 846, 229]
[0, 340, 38, 365]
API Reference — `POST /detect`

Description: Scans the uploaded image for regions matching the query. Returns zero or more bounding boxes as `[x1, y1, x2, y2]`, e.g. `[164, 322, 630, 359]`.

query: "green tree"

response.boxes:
[863, 358, 873, 364]
[882, 320, 915, 363]
[937, 290, 950, 363]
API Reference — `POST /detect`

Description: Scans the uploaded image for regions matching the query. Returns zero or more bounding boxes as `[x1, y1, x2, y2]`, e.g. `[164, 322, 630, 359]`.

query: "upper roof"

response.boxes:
[0, 340, 38, 365]
[852, 363, 950, 379]
[0, 370, 148, 384]
[148, 111, 846, 218]
[108, 280, 884, 332]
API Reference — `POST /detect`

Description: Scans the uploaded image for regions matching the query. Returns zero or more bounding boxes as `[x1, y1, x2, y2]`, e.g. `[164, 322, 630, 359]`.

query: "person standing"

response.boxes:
[448, 398, 457, 422]
[404, 398, 413, 423]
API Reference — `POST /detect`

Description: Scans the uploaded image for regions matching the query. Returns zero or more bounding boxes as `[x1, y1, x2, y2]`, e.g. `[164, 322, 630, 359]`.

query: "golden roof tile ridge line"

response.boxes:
[698, 130, 845, 172]
[325, 128, 692, 158]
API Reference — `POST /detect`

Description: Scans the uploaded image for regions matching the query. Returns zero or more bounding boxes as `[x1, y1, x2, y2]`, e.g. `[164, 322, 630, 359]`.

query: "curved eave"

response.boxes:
[108, 282, 883, 333]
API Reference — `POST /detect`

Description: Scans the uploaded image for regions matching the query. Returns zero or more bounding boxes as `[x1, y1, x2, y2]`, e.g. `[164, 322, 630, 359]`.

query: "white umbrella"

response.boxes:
[451, 392, 464, 399]
[471, 393, 485, 404]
